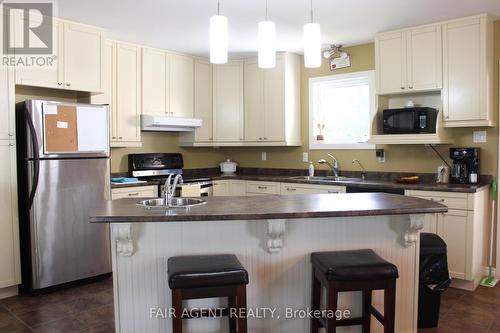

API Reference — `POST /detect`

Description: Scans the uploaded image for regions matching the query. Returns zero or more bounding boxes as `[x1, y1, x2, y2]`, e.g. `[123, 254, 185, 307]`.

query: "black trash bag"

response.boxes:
[418, 233, 451, 328]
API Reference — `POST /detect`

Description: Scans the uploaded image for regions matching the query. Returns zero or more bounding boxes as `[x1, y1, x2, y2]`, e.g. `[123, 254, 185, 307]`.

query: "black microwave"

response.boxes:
[382, 107, 438, 134]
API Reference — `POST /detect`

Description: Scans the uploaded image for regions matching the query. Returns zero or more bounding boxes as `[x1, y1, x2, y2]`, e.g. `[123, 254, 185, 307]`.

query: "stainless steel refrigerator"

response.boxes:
[16, 100, 111, 291]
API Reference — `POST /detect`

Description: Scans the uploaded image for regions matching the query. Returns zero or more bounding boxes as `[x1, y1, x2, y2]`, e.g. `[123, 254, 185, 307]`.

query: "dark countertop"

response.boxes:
[110, 169, 491, 193]
[210, 174, 490, 193]
[90, 192, 447, 223]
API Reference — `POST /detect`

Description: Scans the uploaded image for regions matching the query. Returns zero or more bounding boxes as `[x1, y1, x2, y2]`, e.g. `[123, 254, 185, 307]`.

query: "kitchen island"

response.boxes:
[90, 193, 447, 333]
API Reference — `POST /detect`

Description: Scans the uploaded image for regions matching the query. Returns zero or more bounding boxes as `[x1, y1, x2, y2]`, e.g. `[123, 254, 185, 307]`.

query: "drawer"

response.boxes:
[245, 181, 280, 195]
[280, 183, 346, 195]
[406, 190, 469, 210]
[112, 185, 158, 200]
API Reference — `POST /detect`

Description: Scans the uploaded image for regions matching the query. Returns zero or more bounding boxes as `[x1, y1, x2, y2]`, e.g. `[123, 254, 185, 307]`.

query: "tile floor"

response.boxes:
[0, 278, 114, 333]
[1, 277, 500, 333]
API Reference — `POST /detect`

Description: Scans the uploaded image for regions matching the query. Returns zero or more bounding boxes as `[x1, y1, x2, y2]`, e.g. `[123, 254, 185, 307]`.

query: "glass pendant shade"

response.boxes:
[210, 15, 228, 64]
[258, 20, 276, 68]
[303, 22, 321, 68]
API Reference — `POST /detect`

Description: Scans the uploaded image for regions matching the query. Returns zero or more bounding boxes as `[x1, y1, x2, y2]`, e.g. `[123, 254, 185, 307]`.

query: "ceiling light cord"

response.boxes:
[217, 0, 220, 16]
[265, 0, 268, 21]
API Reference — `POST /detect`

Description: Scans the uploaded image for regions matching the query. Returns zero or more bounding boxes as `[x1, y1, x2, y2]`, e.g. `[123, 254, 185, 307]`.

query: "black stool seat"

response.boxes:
[168, 254, 249, 289]
[311, 249, 399, 281]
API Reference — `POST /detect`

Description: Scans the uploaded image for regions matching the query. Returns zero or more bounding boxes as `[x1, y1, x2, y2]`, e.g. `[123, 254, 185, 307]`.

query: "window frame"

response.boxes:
[308, 70, 376, 150]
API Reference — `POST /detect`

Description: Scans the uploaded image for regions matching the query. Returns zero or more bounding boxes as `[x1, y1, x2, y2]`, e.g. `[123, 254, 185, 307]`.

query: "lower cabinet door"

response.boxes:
[213, 181, 229, 197]
[421, 214, 438, 234]
[0, 141, 20, 288]
[437, 210, 469, 280]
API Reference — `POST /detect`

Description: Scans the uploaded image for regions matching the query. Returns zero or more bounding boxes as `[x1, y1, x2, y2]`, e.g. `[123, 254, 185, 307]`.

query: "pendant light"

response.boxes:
[303, 0, 321, 68]
[258, 0, 276, 68]
[210, 0, 228, 64]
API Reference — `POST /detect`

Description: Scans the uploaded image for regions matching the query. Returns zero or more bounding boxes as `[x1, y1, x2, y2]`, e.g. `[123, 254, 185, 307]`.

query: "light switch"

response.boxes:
[261, 152, 267, 161]
[473, 130, 487, 143]
[302, 152, 309, 162]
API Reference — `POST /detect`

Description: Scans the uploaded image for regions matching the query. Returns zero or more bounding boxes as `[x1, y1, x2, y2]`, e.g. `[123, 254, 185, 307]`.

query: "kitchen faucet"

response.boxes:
[352, 159, 366, 181]
[318, 154, 339, 178]
[164, 174, 183, 206]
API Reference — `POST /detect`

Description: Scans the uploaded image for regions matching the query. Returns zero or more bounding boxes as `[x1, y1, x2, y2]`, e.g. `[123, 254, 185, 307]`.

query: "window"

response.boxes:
[309, 70, 375, 150]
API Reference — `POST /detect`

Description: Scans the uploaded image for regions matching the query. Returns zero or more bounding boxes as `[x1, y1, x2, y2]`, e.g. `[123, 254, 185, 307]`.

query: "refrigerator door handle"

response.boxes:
[25, 108, 40, 209]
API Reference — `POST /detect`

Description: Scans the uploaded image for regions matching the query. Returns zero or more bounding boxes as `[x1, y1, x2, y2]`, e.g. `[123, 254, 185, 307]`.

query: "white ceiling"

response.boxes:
[56, 0, 500, 57]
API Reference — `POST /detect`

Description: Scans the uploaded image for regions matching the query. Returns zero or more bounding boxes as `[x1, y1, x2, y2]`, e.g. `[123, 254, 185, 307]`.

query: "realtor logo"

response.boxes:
[2, 2, 53, 54]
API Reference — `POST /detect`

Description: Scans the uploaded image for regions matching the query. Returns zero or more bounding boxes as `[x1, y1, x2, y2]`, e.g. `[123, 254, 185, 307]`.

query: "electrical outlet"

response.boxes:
[473, 130, 487, 143]
[376, 149, 385, 163]
[261, 152, 267, 161]
[302, 152, 309, 162]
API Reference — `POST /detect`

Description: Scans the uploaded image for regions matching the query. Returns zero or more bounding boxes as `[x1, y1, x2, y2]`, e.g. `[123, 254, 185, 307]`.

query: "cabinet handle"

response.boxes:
[264, 137, 268, 140]
[258, 137, 262, 140]
[118, 137, 123, 139]
[58, 82, 63, 86]
[430, 198, 445, 203]
[328, 191, 338, 193]
[127, 192, 140, 197]
[400, 87, 405, 90]
[8, 143, 15, 146]
[8, 133, 14, 137]
[257, 186, 267, 190]
[112, 136, 117, 139]
[66, 83, 71, 87]
[408, 86, 413, 89]
[286, 187, 296, 191]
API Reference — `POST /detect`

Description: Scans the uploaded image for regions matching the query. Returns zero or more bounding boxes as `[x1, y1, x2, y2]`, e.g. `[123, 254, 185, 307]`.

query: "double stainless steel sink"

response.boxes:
[137, 197, 206, 209]
[288, 176, 364, 182]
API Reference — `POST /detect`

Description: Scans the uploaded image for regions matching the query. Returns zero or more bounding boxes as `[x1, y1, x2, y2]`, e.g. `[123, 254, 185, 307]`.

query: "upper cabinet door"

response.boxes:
[407, 25, 442, 91]
[115, 43, 141, 144]
[264, 55, 286, 141]
[169, 54, 194, 118]
[14, 15, 63, 89]
[63, 22, 104, 92]
[91, 41, 116, 140]
[442, 16, 493, 126]
[0, 67, 15, 140]
[142, 48, 168, 115]
[213, 61, 244, 142]
[194, 58, 213, 142]
[375, 31, 407, 94]
[244, 59, 265, 141]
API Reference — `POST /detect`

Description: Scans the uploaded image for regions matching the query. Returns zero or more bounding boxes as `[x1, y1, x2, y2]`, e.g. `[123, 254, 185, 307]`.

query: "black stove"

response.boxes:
[128, 153, 213, 196]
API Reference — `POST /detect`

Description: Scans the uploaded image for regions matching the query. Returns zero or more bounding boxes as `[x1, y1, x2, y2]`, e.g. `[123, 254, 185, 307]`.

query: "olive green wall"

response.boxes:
[112, 21, 500, 177]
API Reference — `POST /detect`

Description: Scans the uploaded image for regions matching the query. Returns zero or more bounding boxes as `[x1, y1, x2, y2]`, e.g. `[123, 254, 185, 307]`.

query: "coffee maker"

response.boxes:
[450, 148, 479, 184]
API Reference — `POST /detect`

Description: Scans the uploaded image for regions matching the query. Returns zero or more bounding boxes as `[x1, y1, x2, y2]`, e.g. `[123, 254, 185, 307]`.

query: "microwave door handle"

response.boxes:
[25, 108, 40, 209]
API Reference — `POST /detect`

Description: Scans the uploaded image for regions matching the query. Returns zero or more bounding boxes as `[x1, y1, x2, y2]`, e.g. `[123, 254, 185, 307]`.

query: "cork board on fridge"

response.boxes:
[43, 105, 78, 153]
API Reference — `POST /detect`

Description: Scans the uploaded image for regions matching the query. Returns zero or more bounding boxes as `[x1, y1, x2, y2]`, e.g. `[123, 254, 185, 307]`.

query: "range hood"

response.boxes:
[141, 114, 202, 132]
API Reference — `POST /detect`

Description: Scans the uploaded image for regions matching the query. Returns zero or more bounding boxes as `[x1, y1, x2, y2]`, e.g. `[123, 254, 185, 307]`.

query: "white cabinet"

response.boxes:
[213, 180, 246, 197]
[280, 183, 346, 195]
[0, 141, 21, 289]
[194, 58, 213, 142]
[142, 48, 194, 118]
[63, 21, 104, 92]
[376, 24, 442, 94]
[0, 67, 15, 140]
[14, 16, 104, 93]
[170, 54, 194, 118]
[142, 48, 168, 115]
[213, 61, 244, 142]
[442, 15, 494, 127]
[406, 188, 489, 290]
[245, 181, 280, 196]
[111, 185, 158, 200]
[244, 53, 301, 145]
[92, 40, 142, 147]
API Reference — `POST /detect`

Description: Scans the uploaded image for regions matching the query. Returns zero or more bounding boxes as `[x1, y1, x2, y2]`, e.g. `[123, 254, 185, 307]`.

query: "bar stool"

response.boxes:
[310, 249, 399, 333]
[167, 254, 248, 333]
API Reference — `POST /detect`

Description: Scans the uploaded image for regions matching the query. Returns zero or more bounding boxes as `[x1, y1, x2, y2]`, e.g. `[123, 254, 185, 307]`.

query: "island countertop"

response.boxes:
[90, 192, 447, 223]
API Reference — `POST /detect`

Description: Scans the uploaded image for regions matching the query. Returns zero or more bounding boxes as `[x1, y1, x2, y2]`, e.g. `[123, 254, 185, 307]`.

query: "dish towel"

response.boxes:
[181, 184, 201, 197]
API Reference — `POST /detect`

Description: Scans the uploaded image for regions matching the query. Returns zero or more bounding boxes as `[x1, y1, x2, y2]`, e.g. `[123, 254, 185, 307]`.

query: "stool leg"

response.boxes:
[362, 290, 372, 333]
[228, 294, 237, 333]
[310, 268, 321, 333]
[326, 282, 338, 333]
[236, 285, 247, 333]
[384, 280, 396, 333]
[172, 289, 183, 333]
